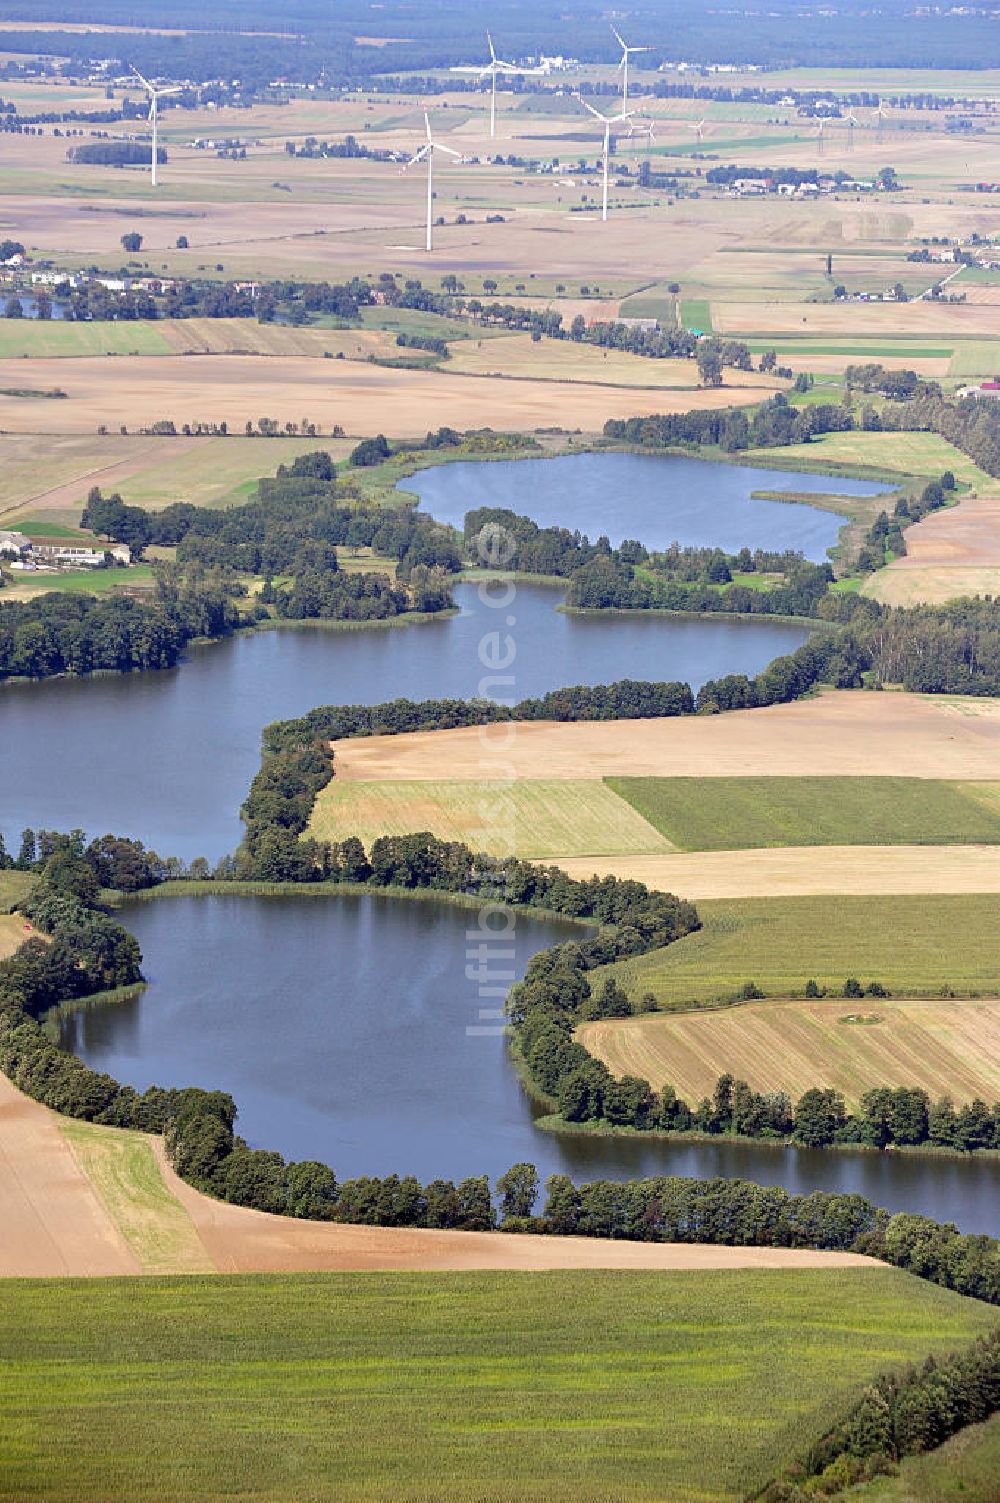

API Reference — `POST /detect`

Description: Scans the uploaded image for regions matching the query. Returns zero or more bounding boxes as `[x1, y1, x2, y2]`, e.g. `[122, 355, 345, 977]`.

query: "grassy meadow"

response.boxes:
[579, 996, 1000, 1109]
[594, 894, 1000, 1006]
[608, 775, 1000, 850]
[0, 870, 35, 912]
[0, 1268, 993, 1503]
[847, 1414, 1000, 1503]
[751, 431, 995, 487]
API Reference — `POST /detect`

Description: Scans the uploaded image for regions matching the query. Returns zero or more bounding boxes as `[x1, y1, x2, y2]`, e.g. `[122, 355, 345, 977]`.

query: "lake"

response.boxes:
[58, 892, 1000, 1236]
[404, 451, 892, 560]
[1, 582, 807, 862]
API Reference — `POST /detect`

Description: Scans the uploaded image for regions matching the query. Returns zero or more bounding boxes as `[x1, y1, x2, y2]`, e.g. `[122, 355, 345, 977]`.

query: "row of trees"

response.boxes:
[1, 837, 997, 1323]
[764, 1329, 1000, 1499]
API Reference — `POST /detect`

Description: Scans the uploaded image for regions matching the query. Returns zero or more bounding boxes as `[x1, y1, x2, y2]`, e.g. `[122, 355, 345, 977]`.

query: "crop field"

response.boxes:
[1, 565, 155, 600]
[0, 1268, 992, 1503]
[0, 352, 771, 438]
[593, 894, 1000, 1006]
[608, 775, 1000, 850]
[751, 430, 995, 486]
[445, 332, 780, 391]
[0, 433, 350, 527]
[0, 318, 397, 361]
[308, 777, 672, 859]
[579, 996, 1000, 1109]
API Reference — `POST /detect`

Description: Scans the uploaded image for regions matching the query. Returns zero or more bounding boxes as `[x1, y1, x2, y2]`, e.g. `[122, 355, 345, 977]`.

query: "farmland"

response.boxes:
[607, 775, 1000, 850]
[308, 777, 672, 858]
[579, 996, 1000, 1109]
[591, 894, 1000, 1005]
[747, 431, 996, 487]
[0, 1268, 992, 1503]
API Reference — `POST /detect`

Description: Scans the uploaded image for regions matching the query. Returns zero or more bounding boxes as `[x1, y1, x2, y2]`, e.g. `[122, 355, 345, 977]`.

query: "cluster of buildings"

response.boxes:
[727, 175, 877, 197]
[0, 531, 131, 571]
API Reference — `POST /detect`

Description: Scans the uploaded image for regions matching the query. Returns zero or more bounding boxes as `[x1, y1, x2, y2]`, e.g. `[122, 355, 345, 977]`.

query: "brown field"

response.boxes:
[554, 845, 1000, 898]
[156, 320, 395, 358]
[0, 1071, 874, 1277]
[579, 997, 1000, 1110]
[331, 690, 1000, 783]
[713, 299, 1000, 337]
[0, 353, 770, 437]
[866, 495, 1000, 605]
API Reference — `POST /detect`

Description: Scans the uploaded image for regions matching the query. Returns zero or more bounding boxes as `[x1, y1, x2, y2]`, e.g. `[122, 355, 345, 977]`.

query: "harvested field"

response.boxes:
[0, 433, 350, 525]
[330, 691, 1000, 784]
[0, 1071, 872, 1278]
[592, 894, 1000, 1007]
[579, 997, 1000, 1109]
[607, 775, 1000, 849]
[0, 912, 32, 959]
[714, 299, 1000, 338]
[0, 353, 770, 437]
[308, 777, 671, 858]
[866, 495, 1000, 605]
[5, 1267, 977, 1503]
[555, 845, 1000, 897]
[0, 318, 394, 361]
[0, 1072, 139, 1277]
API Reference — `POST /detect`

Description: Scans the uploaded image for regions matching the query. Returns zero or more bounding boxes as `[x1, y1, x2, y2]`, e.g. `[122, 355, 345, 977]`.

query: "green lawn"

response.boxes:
[848, 1413, 1000, 1502]
[595, 894, 1000, 1006]
[0, 1268, 992, 1503]
[607, 776, 1000, 850]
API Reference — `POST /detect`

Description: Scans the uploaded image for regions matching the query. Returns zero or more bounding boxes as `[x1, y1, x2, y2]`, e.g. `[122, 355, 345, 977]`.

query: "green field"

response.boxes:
[2, 564, 155, 597]
[0, 1268, 992, 1503]
[751, 431, 994, 487]
[308, 778, 671, 859]
[744, 342, 953, 358]
[607, 776, 1000, 850]
[0, 870, 36, 912]
[849, 1413, 1000, 1502]
[0, 319, 172, 358]
[595, 893, 1000, 1006]
[680, 298, 714, 333]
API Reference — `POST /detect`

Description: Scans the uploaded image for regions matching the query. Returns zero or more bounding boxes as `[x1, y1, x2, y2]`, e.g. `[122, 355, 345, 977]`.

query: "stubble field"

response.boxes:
[579, 996, 1000, 1109]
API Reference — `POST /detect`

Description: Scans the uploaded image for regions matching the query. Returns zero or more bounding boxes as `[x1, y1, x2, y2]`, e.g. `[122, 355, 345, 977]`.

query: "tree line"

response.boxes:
[1, 837, 997, 1318]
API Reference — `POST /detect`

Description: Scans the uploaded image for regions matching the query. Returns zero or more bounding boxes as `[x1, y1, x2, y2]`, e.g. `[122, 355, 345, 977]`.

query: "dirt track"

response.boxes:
[332, 690, 1000, 782]
[0, 1073, 876, 1276]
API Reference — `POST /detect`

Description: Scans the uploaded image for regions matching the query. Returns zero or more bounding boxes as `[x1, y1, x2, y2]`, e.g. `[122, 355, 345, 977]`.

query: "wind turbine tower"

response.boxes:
[131, 67, 181, 188]
[611, 24, 650, 112]
[573, 93, 634, 221]
[450, 32, 540, 139]
[403, 112, 462, 251]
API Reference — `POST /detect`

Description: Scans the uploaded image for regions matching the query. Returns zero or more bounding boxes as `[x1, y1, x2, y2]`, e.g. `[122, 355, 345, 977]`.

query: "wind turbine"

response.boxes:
[875, 101, 888, 144]
[131, 67, 181, 188]
[403, 112, 462, 252]
[450, 32, 539, 139]
[573, 93, 634, 222]
[611, 24, 650, 113]
[690, 118, 706, 146]
[816, 117, 826, 157]
[845, 110, 859, 151]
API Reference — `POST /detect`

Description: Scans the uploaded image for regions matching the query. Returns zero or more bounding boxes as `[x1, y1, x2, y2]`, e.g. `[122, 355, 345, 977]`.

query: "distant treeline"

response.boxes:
[1, 843, 998, 1315]
[68, 141, 165, 166]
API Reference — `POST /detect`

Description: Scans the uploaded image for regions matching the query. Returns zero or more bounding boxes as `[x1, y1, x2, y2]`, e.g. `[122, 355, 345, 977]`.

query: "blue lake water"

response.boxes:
[404, 450, 891, 560]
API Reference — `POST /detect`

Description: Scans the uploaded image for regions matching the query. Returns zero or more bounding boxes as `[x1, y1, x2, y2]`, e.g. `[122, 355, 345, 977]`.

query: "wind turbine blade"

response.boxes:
[450, 65, 488, 73]
[130, 65, 153, 91]
[488, 30, 496, 62]
[403, 144, 431, 170]
[631, 46, 651, 54]
[158, 86, 183, 96]
[424, 111, 432, 142]
[611, 24, 626, 49]
[573, 92, 605, 121]
[495, 60, 519, 72]
[435, 142, 463, 158]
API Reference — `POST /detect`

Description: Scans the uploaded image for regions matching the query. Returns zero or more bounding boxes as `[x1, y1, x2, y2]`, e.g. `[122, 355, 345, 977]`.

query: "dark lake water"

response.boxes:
[404, 452, 892, 561]
[58, 893, 1000, 1236]
[0, 581, 806, 862]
